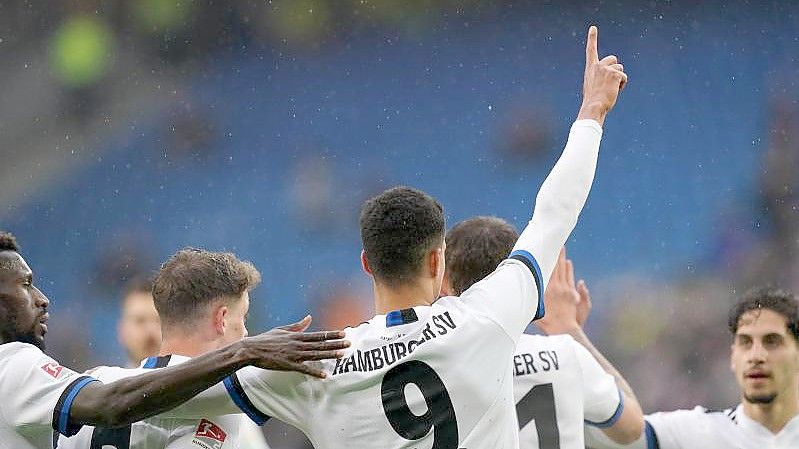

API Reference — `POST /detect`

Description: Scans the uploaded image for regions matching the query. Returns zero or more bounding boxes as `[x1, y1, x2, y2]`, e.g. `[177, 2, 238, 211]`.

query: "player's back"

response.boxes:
[58, 355, 241, 449]
[512, 334, 623, 449]
[234, 293, 531, 449]
[320, 298, 518, 448]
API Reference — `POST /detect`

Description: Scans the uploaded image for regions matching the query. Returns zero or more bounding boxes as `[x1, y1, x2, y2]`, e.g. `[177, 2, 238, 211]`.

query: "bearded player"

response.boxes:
[586, 285, 799, 448]
[0, 232, 349, 449]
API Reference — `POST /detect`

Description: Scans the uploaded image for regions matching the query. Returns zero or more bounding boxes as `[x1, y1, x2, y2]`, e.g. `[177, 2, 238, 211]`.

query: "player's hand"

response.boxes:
[576, 279, 592, 327]
[536, 248, 582, 335]
[577, 25, 627, 126]
[241, 315, 350, 378]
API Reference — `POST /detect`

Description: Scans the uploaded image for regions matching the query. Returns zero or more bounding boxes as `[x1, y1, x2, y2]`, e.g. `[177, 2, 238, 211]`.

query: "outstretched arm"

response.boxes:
[67, 316, 348, 429]
[512, 25, 627, 289]
[537, 252, 643, 444]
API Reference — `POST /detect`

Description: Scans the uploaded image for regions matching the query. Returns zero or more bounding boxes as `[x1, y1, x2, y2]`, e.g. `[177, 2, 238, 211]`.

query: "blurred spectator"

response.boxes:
[161, 99, 218, 164]
[117, 276, 161, 367]
[91, 233, 157, 297]
[497, 106, 553, 163]
[315, 285, 371, 330]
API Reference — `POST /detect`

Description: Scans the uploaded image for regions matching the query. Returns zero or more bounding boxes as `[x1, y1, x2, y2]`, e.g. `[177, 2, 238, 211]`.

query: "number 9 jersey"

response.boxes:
[225, 255, 544, 449]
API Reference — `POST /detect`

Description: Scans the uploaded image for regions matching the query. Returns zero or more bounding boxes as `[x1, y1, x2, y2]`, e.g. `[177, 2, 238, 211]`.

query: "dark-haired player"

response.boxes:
[0, 232, 349, 449]
[587, 286, 799, 448]
[441, 216, 643, 448]
[150, 25, 628, 449]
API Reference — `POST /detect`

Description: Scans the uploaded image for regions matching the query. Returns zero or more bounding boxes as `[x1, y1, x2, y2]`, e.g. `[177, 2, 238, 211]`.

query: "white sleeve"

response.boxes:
[0, 343, 99, 437]
[585, 411, 689, 449]
[644, 409, 704, 449]
[572, 341, 624, 426]
[460, 120, 602, 340]
[156, 381, 244, 419]
[223, 367, 310, 430]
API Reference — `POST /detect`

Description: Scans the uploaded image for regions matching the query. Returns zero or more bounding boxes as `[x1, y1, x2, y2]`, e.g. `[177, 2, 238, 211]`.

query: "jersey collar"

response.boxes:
[385, 308, 419, 327]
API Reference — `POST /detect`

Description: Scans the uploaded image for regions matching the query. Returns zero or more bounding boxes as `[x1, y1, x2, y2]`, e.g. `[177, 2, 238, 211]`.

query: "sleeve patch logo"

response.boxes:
[192, 419, 227, 449]
[40, 361, 64, 378]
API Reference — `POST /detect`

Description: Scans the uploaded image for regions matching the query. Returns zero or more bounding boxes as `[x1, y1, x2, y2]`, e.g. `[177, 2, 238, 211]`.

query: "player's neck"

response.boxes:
[373, 279, 436, 315]
[742, 389, 799, 434]
[159, 330, 222, 358]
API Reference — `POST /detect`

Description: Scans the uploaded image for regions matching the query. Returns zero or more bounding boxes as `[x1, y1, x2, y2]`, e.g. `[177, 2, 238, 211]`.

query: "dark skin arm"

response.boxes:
[69, 316, 348, 428]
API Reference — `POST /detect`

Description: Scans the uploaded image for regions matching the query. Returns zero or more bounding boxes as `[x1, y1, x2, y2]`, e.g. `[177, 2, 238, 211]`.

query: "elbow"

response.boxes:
[613, 424, 644, 445]
[607, 419, 644, 445]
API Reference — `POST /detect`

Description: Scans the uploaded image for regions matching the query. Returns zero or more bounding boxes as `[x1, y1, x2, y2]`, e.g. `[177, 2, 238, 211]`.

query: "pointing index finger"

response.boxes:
[586, 25, 599, 65]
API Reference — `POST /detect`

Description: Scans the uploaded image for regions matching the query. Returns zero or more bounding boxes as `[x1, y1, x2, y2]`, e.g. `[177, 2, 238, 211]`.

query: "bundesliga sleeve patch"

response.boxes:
[192, 419, 228, 449]
[40, 361, 65, 378]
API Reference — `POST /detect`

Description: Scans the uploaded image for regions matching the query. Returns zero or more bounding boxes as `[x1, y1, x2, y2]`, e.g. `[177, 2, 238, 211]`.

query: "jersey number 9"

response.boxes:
[381, 360, 459, 449]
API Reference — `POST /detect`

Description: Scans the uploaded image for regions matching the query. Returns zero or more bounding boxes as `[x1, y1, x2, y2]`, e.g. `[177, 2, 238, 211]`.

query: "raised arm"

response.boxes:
[512, 25, 626, 286]
[67, 316, 348, 429]
[459, 26, 626, 338]
[537, 253, 643, 444]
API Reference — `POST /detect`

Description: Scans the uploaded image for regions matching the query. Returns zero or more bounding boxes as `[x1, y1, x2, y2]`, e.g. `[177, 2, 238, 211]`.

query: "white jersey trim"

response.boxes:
[584, 386, 624, 428]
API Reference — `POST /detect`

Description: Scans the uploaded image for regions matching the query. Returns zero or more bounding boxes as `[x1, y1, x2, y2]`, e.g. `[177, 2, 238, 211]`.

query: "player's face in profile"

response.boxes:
[222, 291, 250, 346]
[730, 309, 799, 404]
[118, 292, 162, 364]
[0, 251, 50, 350]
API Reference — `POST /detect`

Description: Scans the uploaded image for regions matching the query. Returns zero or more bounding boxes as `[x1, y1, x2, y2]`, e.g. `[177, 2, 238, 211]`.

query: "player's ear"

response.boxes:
[213, 304, 228, 335]
[360, 250, 373, 276]
[428, 246, 444, 279]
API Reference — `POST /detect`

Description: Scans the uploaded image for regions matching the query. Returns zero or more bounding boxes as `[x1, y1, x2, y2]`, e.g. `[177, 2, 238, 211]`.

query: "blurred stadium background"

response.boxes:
[1, 0, 798, 446]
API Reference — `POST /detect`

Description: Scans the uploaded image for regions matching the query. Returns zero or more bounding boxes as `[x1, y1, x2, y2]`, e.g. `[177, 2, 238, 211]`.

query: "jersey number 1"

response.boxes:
[381, 360, 458, 449]
[516, 383, 560, 449]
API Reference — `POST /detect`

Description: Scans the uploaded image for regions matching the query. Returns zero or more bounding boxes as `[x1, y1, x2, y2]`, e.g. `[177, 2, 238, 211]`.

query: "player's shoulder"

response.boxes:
[516, 332, 577, 353]
[84, 365, 137, 381]
[0, 341, 43, 358]
[648, 404, 740, 427]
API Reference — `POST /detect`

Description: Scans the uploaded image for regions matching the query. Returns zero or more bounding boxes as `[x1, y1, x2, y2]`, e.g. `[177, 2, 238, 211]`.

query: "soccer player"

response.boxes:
[0, 232, 349, 449]
[58, 248, 273, 449]
[586, 286, 799, 449]
[441, 216, 644, 448]
[152, 25, 628, 449]
[117, 276, 161, 367]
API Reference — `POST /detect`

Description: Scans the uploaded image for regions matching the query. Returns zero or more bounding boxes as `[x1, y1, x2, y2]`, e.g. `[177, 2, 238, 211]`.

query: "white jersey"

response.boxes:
[0, 342, 99, 449]
[585, 404, 799, 449]
[151, 119, 603, 449]
[513, 334, 622, 449]
[58, 354, 264, 449]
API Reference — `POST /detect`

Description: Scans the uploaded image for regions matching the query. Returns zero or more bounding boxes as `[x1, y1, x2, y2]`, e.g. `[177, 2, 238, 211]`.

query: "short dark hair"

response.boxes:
[152, 248, 261, 326]
[359, 186, 445, 286]
[445, 216, 518, 295]
[728, 285, 799, 341]
[0, 232, 19, 252]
